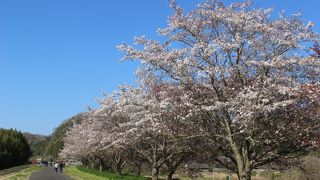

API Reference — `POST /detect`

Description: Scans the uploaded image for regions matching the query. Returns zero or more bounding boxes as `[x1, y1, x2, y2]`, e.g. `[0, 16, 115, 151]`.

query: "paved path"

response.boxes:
[29, 167, 73, 180]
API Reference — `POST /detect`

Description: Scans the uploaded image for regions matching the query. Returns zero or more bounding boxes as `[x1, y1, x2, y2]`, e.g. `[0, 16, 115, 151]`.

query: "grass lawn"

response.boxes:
[66, 166, 147, 180]
[65, 166, 106, 180]
[0, 166, 42, 180]
[176, 172, 237, 180]
[65, 166, 274, 180]
[65, 166, 239, 180]
[172, 171, 270, 180]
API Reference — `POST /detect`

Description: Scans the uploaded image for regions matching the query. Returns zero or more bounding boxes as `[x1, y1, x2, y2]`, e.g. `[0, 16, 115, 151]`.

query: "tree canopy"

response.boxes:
[0, 128, 31, 170]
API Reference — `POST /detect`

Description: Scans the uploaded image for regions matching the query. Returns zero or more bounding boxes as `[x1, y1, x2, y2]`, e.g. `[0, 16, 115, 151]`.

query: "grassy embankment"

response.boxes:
[64, 167, 262, 180]
[0, 166, 42, 180]
[65, 166, 146, 180]
[65, 166, 303, 180]
[65, 166, 272, 180]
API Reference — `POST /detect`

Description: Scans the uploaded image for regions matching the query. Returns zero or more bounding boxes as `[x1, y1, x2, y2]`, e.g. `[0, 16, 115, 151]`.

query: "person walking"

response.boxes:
[54, 162, 59, 173]
[59, 161, 65, 173]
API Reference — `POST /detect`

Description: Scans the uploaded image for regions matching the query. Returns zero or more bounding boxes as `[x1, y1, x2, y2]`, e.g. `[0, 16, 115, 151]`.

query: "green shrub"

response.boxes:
[251, 170, 257, 176]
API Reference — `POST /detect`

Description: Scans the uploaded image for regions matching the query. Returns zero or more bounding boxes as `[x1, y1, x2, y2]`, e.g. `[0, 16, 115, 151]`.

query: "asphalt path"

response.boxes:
[29, 167, 73, 180]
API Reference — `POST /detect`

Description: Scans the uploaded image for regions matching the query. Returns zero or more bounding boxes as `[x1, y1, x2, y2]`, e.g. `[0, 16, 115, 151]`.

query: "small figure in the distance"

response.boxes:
[59, 161, 65, 173]
[54, 162, 59, 173]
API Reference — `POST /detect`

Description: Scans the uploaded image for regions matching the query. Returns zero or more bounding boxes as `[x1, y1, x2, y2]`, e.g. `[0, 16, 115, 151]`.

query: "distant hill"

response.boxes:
[21, 113, 85, 160]
[44, 113, 84, 160]
[23, 132, 47, 143]
[23, 132, 49, 157]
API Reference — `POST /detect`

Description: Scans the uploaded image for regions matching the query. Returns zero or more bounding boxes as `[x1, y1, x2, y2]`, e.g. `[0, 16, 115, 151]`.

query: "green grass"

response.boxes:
[65, 166, 147, 180]
[65, 166, 107, 180]
[178, 177, 213, 180]
[0, 166, 42, 180]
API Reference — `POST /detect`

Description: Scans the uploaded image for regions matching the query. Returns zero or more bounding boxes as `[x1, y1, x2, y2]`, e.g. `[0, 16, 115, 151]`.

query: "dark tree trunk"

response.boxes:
[167, 171, 174, 180]
[116, 165, 122, 175]
[165, 155, 187, 180]
[136, 164, 141, 176]
[113, 156, 126, 175]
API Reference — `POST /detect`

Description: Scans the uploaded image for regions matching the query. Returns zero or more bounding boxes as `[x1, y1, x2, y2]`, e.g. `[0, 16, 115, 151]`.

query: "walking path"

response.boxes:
[29, 167, 73, 180]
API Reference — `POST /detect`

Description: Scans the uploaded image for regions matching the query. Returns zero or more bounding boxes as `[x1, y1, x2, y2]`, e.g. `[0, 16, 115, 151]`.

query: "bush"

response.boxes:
[251, 170, 257, 176]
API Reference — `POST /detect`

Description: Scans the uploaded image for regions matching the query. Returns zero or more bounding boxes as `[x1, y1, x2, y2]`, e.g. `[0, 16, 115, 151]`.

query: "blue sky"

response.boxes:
[0, 0, 319, 135]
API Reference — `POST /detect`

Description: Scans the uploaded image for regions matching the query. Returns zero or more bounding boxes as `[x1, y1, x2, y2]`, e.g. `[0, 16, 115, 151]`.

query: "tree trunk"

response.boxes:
[152, 164, 160, 180]
[237, 166, 252, 180]
[234, 149, 252, 180]
[225, 120, 252, 180]
[98, 158, 104, 172]
[115, 161, 123, 175]
[231, 151, 252, 180]
[112, 155, 126, 175]
[116, 165, 122, 175]
[165, 155, 186, 180]
[167, 171, 174, 180]
[136, 164, 141, 176]
[115, 159, 126, 175]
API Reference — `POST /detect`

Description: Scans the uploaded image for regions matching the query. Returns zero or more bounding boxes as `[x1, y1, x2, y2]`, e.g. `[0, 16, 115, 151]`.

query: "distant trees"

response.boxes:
[23, 132, 49, 157]
[0, 128, 31, 170]
[60, 1, 320, 180]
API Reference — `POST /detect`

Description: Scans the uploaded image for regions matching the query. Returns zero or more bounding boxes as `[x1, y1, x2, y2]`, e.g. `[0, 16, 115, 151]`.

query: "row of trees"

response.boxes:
[0, 128, 31, 170]
[43, 114, 84, 160]
[60, 1, 320, 180]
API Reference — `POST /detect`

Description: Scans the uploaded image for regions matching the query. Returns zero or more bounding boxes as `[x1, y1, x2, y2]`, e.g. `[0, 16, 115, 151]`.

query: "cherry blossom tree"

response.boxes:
[60, 95, 131, 174]
[118, 0, 320, 179]
[60, 83, 195, 179]
[59, 115, 95, 166]
[113, 83, 198, 180]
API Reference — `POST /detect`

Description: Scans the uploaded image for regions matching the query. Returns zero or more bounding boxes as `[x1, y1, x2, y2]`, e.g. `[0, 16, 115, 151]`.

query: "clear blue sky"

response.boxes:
[0, 0, 319, 135]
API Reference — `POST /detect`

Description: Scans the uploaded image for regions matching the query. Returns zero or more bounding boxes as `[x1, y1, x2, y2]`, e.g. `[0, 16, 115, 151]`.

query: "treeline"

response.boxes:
[24, 114, 84, 161]
[0, 128, 31, 170]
